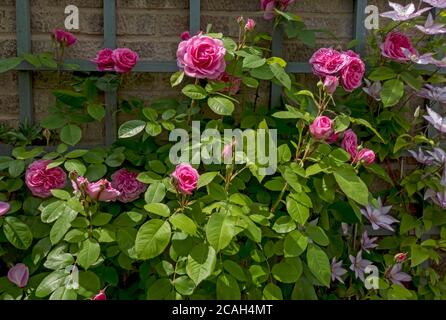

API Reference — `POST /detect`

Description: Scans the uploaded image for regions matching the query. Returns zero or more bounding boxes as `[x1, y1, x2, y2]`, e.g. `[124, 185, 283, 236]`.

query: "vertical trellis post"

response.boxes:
[104, 0, 118, 146]
[354, 0, 368, 55]
[16, 0, 33, 124]
[270, 27, 284, 108]
[189, 0, 201, 35]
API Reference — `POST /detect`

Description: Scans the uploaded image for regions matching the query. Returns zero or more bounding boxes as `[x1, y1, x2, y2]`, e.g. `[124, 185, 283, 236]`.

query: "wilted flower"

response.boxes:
[408, 148, 435, 165]
[360, 197, 399, 231]
[331, 258, 347, 283]
[8, 263, 29, 288]
[361, 231, 378, 253]
[0, 201, 10, 217]
[394, 252, 408, 263]
[349, 251, 373, 282]
[363, 79, 382, 101]
[380, 2, 432, 21]
[423, 0, 446, 8]
[416, 13, 446, 35]
[386, 263, 412, 286]
[418, 85, 446, 104]
[423, 106, 446, 133]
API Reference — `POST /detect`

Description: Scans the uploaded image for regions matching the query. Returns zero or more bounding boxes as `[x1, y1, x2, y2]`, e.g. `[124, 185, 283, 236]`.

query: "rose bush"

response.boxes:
[0, 1, 445, 301]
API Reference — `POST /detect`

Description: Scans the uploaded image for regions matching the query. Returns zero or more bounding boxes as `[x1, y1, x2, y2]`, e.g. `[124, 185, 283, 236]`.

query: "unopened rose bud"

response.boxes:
[237, 16, 244, 24]
[323, 76, 339, 95]
[92, 289, 107, 300]
[394, 252, 408, 263]
[245, 19, 255, 31]
[7, 263, 29, 288]
[180, 31, 191, 41]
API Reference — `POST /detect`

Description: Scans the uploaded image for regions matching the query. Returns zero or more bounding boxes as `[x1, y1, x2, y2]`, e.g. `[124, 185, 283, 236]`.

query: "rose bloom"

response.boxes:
[218, 72, 241, 95]
[25, 160, 67, 198]
[380, 32, 417, 62]
[309, 48, 349, 77]
[92, 48, 115, 71]
[172, 163, 200, 195]
[354, 148, 376, 165]
[309, 116, 334, 140]
[111, 168, 147, 203]
[326, 132, 339, 144]
[72, 176, 120, 202]
[8, 263, 29, 288]
[323, 76, 339, 95]
[341, 56, 365, 92]
[341, 129, 359, 160]
[177, 34, 226, 80]
[260, 0, 276, 20]
[52, 29, 77, 47]
[245, 18, 256, 31]
[112, 48, 139, 73]
[0, 201, 10, 217]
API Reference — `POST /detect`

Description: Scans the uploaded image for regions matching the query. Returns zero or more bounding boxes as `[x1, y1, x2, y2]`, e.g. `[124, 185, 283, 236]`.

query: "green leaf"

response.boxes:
[87, 103, 106, 121]
[206, 212, 237, 252]
[242, 54, 266, 69]
[169, 213, 197, 236]
[306, 244, 331, 287]
[400, 71, 423, 91]
[145, 122, 163, 136]
[64, 159, 87, 176]
[0, 57, 22, 73]
[44, 252, 74, 270]
[77, 239, 101, 270]
[60, 125, 82, 146]
[170, 71, 184, 87]
[216, 274, 241, 300]
[41, 200, 67, 223]
[144, 182, 166, 203]
[182, 84, 208, 100]
[368, 67, 396, 81]
[49, 209, 77, 245]
[242, 76, 259, 88]
[286, 197, 309, 225]
[411, 244, 430, 267]
[147, 278, 172, 299]
[135, 219, 171, 260]
[223, 260, 246, 282]
[8, 160, 25, 178]
[85, 164, 107, 181]
[207, 96, 235, 116]
[173, 276, 196, 296]
[35, 270, 68, 298]
[49, 287, 77, 300]
[284, 230, 308, 257]
[186, 244, 217, 285]
[118, 120, 146, 139]
[197, 172, 219, 189]
[333, 167, 369, 206]
[272, 259, 303, 283]
[270, 63, 291, 90]
[380, 79, 404, 107]
[306, 225, 329, 246]
[144, 203, 171, 217]
[263, 283, 283, 300]
[41, 114, 66, 129]
[3, 217, 33, 250]
[53, 90, 86, 108]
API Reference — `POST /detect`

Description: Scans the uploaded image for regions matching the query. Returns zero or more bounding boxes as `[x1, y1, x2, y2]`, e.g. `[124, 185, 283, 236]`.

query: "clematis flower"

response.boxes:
[331, 258, 347, 283]
[402, 48, 438, 65]
[423, 106, 446, 133]
[363, 79, 382, 101]
[418, 85, 446, 104]
[424, 165, 446, 208]
[380, 2, 432, 21]
[426, 147, 446, 164]
[423, 0, 446, 8]
[433, 57, 446, 68]
[349, 251, 373, 282]
[386, 263, 412, 286]
[408, 148, 435, 165]
[360, 197, 399, 232]
[416, 13, 446, 35]
[361, 231, 378, 253]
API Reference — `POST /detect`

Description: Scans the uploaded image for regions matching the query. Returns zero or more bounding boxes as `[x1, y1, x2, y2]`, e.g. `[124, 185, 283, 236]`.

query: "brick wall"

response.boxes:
[0, 0, 361, 144]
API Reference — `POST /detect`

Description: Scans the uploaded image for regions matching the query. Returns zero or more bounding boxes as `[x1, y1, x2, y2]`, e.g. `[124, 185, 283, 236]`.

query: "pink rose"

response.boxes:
[245, 19, 256, 31]
[278, 0, 295, 8]
[172, 163, 199, 195]
[86, 179, 120, 202]
[380, 32, 417, 62]
[323, 76, 339, 95]
[309, 116, 334, 140]
[92, 48, 115, 71]
[309, 48, 349, 77]
[341, 129, 359, 160]
[8, 263, 29, 288]
[260, 0, 276, 20]
[354, 148, 376, 165]
[177, 35, 226, 80]
[25, 160, 67, 198]
[111, 168, 147, 203]
[341, 56, 365, 92]
[326, 132, 339, 144]
[0, 201, 10, 217]
[181, 31, 191, 41]
[112, 48, 139, 73]
[93, 290, 107, 300]
[51, 29, 77, 47]
[218, 72, 241, 95]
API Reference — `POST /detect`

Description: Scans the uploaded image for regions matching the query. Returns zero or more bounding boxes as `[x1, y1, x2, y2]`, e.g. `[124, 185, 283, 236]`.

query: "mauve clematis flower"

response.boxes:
[380, 2, 432, 21]
[331, 258, 347, 283]
[402, 48, 438, 65]
[408, 148, 435, 165]
[426, 147, 446, 164]
[111, 168, 147, 203]
[386, 263, 412, 286]
[360, 197, 399, 232]
[418, 86, 446, 104]
[424, 165, 446, 208]
[349, 251, 373, 282]
[361, 231, 378, 253]
[423, 106, 446, 133]
[416, 13, 446, 35]
[0, 201, 10, 217]
[423, 0, 446, 8]
[363, 79, 382, 101]
[8, 263, 29, 288]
